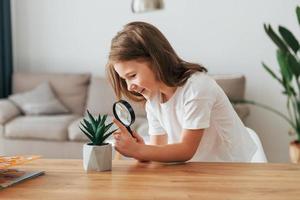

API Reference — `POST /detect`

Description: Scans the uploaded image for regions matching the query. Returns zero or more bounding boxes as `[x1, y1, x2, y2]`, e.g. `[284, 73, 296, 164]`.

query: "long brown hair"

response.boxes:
[106, 21, 207, 102]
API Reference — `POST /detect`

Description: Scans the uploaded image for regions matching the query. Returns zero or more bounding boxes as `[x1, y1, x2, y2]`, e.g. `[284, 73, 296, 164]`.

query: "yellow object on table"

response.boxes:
[0, 155, 41, 170]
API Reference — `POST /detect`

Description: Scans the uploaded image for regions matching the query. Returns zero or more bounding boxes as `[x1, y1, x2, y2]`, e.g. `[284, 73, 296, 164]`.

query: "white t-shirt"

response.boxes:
[145, 72, 257, 162]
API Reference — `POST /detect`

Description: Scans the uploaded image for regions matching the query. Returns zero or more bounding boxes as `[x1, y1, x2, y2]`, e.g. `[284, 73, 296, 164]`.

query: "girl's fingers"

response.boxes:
[132, 131, 145, 143]
[114, 134, 120, 140]
[113, 118, 127, 133]
[132, 131, 141, 139]
[114, 145, 120, 153]
[113, 131, 121, 139]
[113, 118, 133, 138]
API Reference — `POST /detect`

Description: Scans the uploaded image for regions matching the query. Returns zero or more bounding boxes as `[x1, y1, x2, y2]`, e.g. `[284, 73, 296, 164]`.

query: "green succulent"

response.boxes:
[79, 110, 117, 146]
[234, 6, 300, 142]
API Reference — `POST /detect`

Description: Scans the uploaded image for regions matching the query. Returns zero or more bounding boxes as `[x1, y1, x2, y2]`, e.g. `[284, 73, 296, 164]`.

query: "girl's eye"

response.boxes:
[128, 74, 136, 79]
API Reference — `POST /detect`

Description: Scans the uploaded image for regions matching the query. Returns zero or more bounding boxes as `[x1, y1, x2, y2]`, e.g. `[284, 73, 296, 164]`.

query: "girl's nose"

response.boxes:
[127, 82, 137, 92]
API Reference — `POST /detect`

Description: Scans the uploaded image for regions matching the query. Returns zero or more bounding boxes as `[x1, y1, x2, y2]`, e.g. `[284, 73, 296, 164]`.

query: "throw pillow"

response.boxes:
[9, 82, 69, 115]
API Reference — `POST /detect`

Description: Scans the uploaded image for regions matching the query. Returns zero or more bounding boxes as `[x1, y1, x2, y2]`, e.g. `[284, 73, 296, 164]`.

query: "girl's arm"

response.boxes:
[134, 129, 203, 162]
[150, 134, 168, 145]
[113, 118, 204, 162]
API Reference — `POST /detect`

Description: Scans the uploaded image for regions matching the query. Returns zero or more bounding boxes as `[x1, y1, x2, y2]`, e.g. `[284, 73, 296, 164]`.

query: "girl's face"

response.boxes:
[114, 60, 160, 100]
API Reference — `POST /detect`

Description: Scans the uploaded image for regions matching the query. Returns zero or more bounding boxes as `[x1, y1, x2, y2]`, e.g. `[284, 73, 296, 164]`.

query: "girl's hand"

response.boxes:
[132, 131, 145, 145]
[113, 118, 143, 158]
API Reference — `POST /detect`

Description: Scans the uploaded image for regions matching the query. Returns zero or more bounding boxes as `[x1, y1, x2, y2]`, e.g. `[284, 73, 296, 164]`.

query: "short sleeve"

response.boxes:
[183, 98, 214, 129]
[145, 102, 165, 135]
[182, 75, 216, 129]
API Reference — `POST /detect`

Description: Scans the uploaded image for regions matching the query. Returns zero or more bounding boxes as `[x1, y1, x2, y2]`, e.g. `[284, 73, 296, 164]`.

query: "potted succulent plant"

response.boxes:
[234, 6, 300, 163]
[79, 110, 116, 171]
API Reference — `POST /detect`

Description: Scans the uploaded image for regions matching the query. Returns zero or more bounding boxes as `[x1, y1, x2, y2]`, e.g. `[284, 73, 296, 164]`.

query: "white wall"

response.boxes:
[11, 0, 300, 162]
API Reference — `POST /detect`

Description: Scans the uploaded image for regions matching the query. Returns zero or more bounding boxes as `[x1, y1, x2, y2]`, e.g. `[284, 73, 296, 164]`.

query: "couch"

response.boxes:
[0, 72, 249, 158]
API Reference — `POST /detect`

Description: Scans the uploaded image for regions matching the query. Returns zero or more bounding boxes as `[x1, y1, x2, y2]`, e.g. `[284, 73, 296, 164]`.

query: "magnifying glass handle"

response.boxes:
[126, 126, 134, 137]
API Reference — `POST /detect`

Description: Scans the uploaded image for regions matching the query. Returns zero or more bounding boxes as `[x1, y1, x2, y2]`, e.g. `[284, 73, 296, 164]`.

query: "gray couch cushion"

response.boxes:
[9, 82, 69, 115]
[0, 99, 21, 124]
[85, 78, 115, 116]
[86, 77, 146, 117]
[212, 74, 245, 100]
[68, 117, 89, 142]
[13, 72, 91, 115]
[5, 115, 79, 141]
[211, 74, 249, 121]
[233, 104, 250, 121]
[0, 125, 4, 138]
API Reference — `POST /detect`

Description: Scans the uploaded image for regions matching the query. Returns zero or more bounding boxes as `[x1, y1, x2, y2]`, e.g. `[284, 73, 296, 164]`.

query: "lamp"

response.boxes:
[131, 0, 164, 13]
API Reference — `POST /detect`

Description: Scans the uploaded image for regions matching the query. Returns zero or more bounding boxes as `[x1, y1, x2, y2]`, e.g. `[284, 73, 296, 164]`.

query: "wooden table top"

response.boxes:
[1, 159, 300, 200]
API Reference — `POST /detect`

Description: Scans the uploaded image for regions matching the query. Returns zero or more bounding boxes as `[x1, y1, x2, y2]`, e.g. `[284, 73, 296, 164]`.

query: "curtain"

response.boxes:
[0, 0, 13, 98]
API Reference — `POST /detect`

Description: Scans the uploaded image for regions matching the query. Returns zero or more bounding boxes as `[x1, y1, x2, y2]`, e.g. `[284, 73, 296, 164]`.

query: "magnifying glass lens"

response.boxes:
[115, 103, 131, 126]
[113, 100, 136, 137]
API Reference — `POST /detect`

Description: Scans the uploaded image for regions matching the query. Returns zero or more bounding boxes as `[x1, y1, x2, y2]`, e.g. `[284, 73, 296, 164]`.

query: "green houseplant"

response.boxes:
[235, 6, 300, 163]
[80, 110, 116, 171]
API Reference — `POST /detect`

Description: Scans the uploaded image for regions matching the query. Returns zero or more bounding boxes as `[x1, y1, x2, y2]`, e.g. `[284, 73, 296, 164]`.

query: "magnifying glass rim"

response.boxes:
[113, 100, 135, 126]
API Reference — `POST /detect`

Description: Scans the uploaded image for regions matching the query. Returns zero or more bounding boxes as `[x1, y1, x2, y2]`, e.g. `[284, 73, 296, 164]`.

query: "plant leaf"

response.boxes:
[286, 53, 300, 78]
[283, 85, 296, 96]
[297, 100, 300, 123]
[97, 114, 101, 124]
[80, 121, 92, 134]
[104, 122, 114, 133]
[80, 111, 120, 145]
[264, 24, 289, 52]
[95, 124, 105, 143]
[79, 127, 95, 143]
[86, 110, 97, 131]
[296, 6, 300, 25]
[279, 26, 299, 53]
[99, 129, 117, 144]
[281, 75, 295, 103]
[100, 114, 108, 126]
[262, 62, 283, 84]
[277, 49, 292, 82]
[82, 119, 94, 135]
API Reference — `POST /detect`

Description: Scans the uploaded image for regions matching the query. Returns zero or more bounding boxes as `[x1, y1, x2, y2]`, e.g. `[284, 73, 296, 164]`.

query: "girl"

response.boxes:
[106, 21, 258, 162]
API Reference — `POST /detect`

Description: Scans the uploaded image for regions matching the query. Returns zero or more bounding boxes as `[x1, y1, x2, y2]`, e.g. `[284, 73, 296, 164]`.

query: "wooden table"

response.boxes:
[1, 159, 300, 200]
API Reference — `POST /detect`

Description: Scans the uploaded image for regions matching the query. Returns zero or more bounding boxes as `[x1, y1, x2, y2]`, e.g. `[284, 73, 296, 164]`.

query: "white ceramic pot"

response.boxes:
[83, 143, 112, 171]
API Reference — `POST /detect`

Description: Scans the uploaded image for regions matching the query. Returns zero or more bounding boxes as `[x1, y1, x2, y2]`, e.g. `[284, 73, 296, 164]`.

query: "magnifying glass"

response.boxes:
[113, 100, 135, 137]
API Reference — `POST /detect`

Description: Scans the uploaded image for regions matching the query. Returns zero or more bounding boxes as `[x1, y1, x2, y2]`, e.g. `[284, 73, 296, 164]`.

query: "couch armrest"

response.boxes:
[0, 99, 21, 124]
